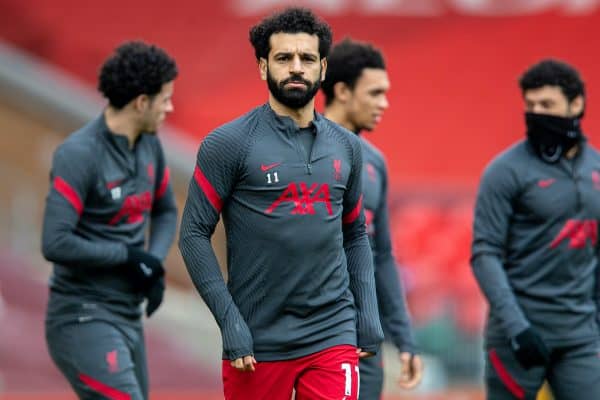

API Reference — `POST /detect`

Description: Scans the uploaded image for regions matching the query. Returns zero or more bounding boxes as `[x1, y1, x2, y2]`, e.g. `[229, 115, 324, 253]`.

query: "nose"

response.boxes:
[165, 100, 174, 113]
[380, 95, 389, 110]
[289, 55, 303, 74]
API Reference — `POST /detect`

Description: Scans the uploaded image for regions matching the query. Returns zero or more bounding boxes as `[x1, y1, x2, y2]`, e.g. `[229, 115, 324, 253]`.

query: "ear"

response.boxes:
[259, 58, 268, 81]
[320, 58, 327, 82]
[570, 94, 585, 116]
[134, 94, 150, 112]
[333, 81, 352, 104]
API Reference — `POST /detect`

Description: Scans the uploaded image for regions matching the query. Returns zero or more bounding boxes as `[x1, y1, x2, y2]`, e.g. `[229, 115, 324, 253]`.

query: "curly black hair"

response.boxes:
[321, 38, 385, 105]
[98, 41, 178, 109]
[249, 7, 332, 61]
[519, 59, 585, 101]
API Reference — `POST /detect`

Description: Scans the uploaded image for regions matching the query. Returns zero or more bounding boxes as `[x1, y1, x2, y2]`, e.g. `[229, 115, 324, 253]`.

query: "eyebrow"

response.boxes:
[273, 51, 318, 58]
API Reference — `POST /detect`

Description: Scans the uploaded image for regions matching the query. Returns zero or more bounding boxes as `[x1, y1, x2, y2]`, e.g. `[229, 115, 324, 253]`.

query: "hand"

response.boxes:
[398, 352, 423, 389]
[230, 355, 257, 372]
[356, 347, 375, 359]
[510, 327, 550, 369]
[124, 246, 164, 290]
[145, 277, 165, 317]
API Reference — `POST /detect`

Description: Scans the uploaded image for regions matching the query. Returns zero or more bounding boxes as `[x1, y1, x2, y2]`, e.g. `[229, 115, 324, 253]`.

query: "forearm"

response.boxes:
[345, 230, 384, 353]
[376, 253, 416, 352]
[148, 195, 178, 260]
[179, 225, 253, 359]
[471, 253, 530, 337]
[41, 202, 127, 268]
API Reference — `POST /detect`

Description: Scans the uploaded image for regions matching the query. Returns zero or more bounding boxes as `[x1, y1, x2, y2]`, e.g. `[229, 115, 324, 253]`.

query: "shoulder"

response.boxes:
[202, 105, 264, 149]
[55, 118, 101, 161]
[583, 141, 600, 160]
[482, 140, 527, 176]
[478, 140, 528, 191]
[318, 117, 361, 154]
[359, 136, 386, 168]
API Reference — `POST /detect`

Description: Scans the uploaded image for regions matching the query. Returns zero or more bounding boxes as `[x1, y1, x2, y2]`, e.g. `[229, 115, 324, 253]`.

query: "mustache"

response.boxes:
[280, 76, 312, 87]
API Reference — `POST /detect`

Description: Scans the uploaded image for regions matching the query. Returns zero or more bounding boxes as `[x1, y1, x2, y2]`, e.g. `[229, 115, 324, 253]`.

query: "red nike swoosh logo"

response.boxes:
[538, 178, 556, 188]
[261, 162, 281, 172]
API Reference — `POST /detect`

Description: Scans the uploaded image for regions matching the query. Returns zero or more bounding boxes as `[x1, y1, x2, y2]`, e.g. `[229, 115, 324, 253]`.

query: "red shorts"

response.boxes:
[222, 345, 359, 400]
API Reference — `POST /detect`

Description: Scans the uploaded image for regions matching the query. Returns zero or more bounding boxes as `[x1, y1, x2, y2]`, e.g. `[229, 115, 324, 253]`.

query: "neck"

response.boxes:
[565, 144, 579, 159]
[324, 102, 358, 134]
[104, 107, 142, 148]
[269, 95, 315, 128]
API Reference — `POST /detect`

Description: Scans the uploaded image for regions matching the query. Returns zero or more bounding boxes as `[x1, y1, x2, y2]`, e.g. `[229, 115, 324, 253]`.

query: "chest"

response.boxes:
[237, 132, 351, 216]
[86, 142, 157, 224]
[517, 161, 600, 221]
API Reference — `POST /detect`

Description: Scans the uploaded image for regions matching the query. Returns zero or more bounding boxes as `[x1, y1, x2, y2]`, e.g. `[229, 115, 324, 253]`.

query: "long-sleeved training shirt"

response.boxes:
[360, 137, 416, 353]
[471, 139, 600, 346]
[42, 114, 178, 320]
[179, 103, 384, 361]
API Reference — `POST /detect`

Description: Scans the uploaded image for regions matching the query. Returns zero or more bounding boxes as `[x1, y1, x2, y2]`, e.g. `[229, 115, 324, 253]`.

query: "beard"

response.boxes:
[267, 66, 321, 109]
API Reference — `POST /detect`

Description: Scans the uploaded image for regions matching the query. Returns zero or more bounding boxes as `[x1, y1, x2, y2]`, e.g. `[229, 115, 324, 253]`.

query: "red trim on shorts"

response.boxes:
[193, 165, 223, 212]
[79, 373, 130, 400]
[155, 167, 171, 199]
[54, 176, 83, 215]
[343, 195, 363, 225]
[489, 349, 525, 399]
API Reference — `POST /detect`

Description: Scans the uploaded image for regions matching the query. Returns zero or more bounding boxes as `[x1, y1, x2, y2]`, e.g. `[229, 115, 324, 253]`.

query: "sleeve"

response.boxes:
[178, 130, 253, 360]
[41, 142, 127, 268]
[470, 160, 530, 339]
[595, 244, 600, 327]
[148, 142, 178, 261]
[342, 138, 384, 354]
[372, 159, 416, 353]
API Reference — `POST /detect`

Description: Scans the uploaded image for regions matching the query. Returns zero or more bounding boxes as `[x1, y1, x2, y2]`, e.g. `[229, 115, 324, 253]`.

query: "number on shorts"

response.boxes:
[341, 363, 360, 397]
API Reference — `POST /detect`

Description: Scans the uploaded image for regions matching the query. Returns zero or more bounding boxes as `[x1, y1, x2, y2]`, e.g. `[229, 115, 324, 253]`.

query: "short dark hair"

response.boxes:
[98, 41, 178, 109]
[519, 59, 585, 102]
[249, 7, 332, 61]
[321, 38, 386, 105]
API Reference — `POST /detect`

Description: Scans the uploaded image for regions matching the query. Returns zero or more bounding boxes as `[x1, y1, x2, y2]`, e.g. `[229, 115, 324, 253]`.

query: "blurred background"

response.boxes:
[1, 0, 599, 399]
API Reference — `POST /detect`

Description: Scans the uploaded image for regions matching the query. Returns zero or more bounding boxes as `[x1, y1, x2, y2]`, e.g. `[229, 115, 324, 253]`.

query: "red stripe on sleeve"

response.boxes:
[53, 176, 83, 215]
[79, 373, 131, 400]
[343, 195, 363, 225]
[488, 349, 525, 399]
[193, 165, 223, 212]
[155, 167, 171, 199]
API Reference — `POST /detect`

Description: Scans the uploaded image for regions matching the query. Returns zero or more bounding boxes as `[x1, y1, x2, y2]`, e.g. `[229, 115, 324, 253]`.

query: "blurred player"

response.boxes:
[178, 7, 383, 400]
[471, 59, 600, 399]
[322, 38, 423, 399]
[42, 41, 178, 399]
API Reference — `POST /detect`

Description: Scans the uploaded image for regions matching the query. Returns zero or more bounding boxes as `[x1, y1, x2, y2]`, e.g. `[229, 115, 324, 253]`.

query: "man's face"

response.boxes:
[343, 68, 390, 132]
[260, 32, 326, 109]
[141, 81, 174, 132]
[523, 85, 583, 118]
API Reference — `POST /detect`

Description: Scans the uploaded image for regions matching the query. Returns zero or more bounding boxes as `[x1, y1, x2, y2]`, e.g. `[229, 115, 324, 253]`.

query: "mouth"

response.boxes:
[285, 81, 307, 89]
[373, 114, 382, 124]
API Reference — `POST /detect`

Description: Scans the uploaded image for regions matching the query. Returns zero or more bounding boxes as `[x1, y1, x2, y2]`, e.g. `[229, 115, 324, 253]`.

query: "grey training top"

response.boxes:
[42, 114, 178, 321]
[471, 139, 600, 346]
[179, 104, 384, 361]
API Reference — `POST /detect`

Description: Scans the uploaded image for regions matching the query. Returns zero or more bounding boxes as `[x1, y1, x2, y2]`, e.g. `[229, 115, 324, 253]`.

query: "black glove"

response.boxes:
[510, 327, 550, 369]
[124, 246, 164, 290]
[145, 277, 165, 317]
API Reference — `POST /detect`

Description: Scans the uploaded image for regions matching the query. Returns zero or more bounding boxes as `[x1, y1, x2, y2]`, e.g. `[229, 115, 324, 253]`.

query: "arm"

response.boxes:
[343, 139, 384, 355]
[595, 247, 600, 326]
[470, 161, 529, 338]
[41, 142, 127, 267]
[178, 131, 253, 360]
[372, 160, 416, 353]
[148, 143, 177, 261]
